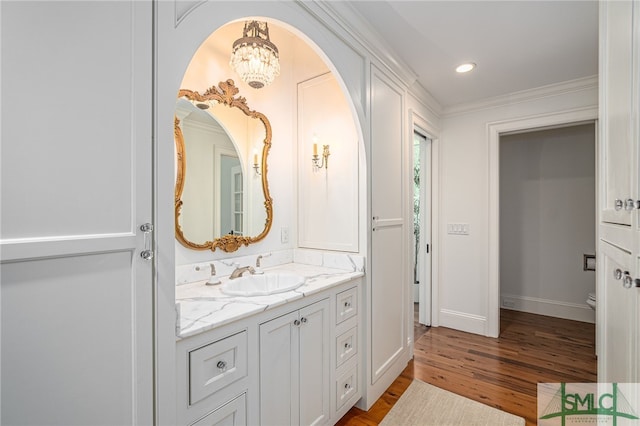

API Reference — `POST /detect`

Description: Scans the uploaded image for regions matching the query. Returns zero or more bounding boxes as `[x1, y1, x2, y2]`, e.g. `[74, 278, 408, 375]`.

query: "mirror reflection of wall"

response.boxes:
[220, 155, 243, 236]
[176, 99, 243, 242]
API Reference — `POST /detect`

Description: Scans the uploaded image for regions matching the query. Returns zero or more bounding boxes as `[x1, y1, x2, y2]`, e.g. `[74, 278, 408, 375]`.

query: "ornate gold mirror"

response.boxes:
[175, 80, 273, 252]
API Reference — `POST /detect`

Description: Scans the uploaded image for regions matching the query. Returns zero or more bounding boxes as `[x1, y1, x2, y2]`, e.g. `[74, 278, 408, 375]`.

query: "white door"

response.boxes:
[598, 0, 640, 386]
[414, 131, 432, 326]
[1, 2, 153, 425]
[369, 66, 409, 391]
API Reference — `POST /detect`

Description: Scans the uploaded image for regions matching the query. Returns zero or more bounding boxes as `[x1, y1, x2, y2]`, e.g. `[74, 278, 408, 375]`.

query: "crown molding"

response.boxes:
[306, 1, 419, 88]
[408, 81, 444, 119]
[443, 75, 598, 117]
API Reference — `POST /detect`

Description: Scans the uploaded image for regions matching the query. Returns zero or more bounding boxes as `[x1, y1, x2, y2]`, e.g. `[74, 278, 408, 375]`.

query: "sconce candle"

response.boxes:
[312, 144, 330, 171]
[253, 149, 261, 176]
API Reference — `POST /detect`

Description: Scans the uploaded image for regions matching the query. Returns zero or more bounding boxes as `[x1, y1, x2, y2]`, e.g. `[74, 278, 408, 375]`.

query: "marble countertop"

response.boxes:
[176, 263, 364, 339]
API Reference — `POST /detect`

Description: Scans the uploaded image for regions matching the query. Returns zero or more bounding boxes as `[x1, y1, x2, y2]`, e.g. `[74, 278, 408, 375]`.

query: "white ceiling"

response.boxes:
[348, 1, 599, 108]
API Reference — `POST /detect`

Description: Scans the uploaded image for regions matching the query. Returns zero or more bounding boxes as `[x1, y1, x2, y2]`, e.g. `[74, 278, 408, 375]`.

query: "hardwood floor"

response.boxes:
[336, 309, 597, 426]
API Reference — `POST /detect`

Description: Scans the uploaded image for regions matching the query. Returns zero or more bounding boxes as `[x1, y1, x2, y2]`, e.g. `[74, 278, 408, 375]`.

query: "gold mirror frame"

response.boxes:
[175, 79, 273, 252]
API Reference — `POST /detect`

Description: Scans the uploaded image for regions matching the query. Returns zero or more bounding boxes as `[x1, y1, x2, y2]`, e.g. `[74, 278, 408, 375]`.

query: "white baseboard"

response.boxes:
[439, 309, 487, 335]
[501, 294, 595, 323]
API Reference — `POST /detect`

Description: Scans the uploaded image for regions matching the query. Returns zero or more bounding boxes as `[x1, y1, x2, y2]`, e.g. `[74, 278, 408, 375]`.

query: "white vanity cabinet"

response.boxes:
[260, 299, 331, 426]
[176, 274, 363, 426]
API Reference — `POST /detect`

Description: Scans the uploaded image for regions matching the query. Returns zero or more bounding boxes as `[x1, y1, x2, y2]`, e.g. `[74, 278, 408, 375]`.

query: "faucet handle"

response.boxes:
[255, 255, 267, 274]
[206, 263, 221, 285]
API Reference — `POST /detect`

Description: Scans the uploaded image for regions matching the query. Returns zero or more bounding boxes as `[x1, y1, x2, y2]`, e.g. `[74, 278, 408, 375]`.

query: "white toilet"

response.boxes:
[586, 292, 596, 310]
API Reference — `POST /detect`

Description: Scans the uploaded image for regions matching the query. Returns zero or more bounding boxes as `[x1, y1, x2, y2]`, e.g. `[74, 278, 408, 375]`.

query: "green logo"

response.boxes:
[539, 383, 639, 425]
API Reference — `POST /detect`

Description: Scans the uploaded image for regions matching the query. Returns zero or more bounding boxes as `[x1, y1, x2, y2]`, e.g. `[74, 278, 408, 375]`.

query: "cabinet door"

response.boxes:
[1, 2, 153, 425]
[599, 0, 634, 226]
[260, 311, 298, 426]
[599, 241, 638, 382]
[370, 66, 408, 385]
[299, 299, 330, 426]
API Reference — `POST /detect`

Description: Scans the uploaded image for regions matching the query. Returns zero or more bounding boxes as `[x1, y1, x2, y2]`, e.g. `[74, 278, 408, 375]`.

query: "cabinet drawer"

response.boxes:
[189, 331, 248, 406]
[336, 365, 358, 410]
[190, 393, 246, 426]
[336, 327, 358, 368]
[336, 287, 357, 324]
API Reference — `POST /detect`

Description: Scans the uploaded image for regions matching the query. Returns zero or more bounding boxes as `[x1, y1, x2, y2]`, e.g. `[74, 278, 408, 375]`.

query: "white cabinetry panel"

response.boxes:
[259, 299, 330, 426]
[1, 252, 151, 425]
[0, 2, 153, 425]
[1, 1, 149, 239]
[598, 0, 640, 387]
[370, 66, 408, 387]
[599, 0, 635, 227]
[260, 310, 298, 426]
[599, 241, 638, 382]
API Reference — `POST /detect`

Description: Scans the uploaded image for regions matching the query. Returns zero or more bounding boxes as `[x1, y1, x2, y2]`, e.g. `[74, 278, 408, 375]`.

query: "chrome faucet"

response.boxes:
[229, 265, 256, 279]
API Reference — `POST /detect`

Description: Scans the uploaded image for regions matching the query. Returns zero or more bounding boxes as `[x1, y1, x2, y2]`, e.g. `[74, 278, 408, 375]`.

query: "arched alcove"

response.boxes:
[172, 17, 364, 264]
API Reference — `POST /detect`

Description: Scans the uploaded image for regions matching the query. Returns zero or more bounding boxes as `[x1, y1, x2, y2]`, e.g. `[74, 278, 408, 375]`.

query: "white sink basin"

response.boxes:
[220, 273, 305, 296]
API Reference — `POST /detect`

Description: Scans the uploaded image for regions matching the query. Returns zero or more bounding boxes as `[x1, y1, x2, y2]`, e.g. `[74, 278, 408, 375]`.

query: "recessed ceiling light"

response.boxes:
[456, 63, 476, 73]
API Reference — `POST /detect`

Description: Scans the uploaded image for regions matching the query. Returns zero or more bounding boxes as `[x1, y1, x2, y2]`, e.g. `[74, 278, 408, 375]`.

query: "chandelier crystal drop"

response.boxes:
[230, 21, 280, 89]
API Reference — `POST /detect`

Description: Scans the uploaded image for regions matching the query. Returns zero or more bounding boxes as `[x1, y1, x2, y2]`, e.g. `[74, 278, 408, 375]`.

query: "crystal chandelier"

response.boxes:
[230, 21, 280, 89]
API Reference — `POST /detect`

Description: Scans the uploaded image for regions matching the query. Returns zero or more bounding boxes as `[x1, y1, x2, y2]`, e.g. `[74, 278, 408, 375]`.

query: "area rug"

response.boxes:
[380, 380, 525, 426]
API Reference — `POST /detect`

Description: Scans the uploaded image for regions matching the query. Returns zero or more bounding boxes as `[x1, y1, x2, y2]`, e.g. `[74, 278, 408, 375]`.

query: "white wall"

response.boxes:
[438, 78, 597, 335]
[500, 124, 596, 323]
[298, 73, 359, 252]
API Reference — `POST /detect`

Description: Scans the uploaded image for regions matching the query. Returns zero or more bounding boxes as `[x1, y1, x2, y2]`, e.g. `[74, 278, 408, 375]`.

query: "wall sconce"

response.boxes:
[312, 137, 330, 171]
[253, 150, 261, 176]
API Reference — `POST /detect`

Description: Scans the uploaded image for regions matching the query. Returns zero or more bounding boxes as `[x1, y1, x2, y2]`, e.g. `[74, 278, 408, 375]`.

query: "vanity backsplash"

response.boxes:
[176, 248, 365, 286]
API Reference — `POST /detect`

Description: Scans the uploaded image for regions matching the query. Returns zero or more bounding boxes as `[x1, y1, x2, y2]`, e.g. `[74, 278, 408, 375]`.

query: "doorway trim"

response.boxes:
[487, 106, 598, 337]
[409, 109, 440, 328]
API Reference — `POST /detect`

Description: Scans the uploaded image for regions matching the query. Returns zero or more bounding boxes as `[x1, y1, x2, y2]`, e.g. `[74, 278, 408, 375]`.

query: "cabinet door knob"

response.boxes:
[614, 199, 624, 211]
[300, 317, 307, 324]
[140, 250, 154, 260]
[625, 198, 637, 211]
[216, 360, 227, 370]
[614, 268, 623, 280]
[623, 272, 634, 289]
[293, 319, 301, 326]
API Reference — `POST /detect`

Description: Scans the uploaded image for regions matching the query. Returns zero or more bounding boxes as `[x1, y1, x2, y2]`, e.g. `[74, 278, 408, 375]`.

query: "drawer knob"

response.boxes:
[344, 301, 351, 308]
[344, 383, 352, 390]
[216, 360, 227, 370]
[344, 342, 352, 349]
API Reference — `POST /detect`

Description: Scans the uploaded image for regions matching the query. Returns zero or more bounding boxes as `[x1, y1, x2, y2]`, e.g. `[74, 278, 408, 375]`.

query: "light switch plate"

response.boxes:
[447, 223, 469, 235]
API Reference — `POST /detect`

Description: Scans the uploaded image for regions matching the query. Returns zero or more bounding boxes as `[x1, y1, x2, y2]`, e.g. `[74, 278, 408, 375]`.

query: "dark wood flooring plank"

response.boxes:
[335, 310, 596, 426]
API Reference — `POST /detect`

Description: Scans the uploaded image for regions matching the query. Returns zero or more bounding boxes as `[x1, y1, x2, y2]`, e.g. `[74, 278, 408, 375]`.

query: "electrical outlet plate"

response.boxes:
[281, 227, 289, 243]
